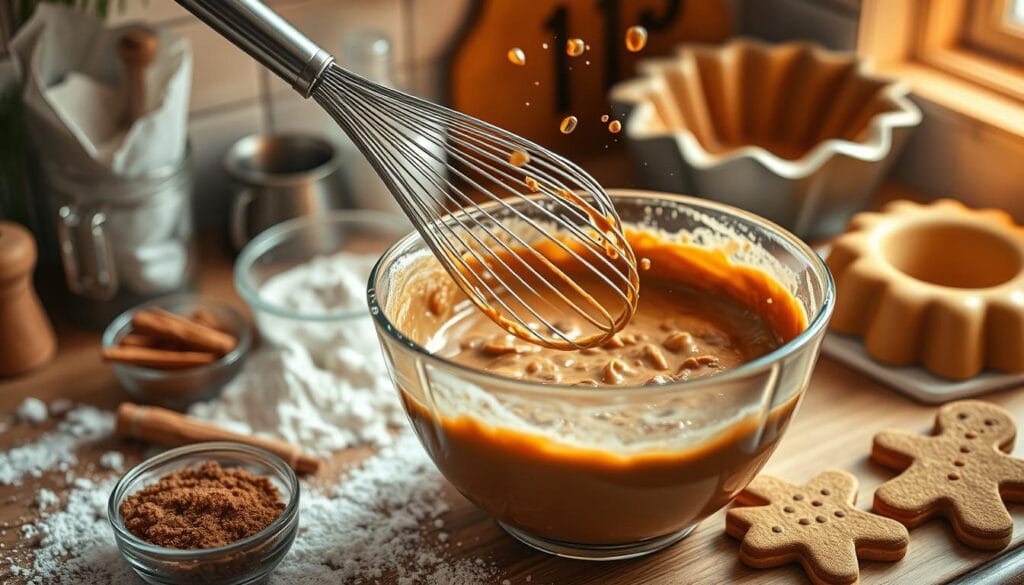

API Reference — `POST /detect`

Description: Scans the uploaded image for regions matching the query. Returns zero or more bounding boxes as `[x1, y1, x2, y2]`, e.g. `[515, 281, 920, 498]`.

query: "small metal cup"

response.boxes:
[225, 134, 350, 250]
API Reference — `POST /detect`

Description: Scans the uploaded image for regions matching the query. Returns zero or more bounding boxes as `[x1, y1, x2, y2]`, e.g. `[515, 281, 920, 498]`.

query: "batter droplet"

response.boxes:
[560, 116, 578, 134]
[625, 26, 648, 52]
[509, 150, 530, 167]
[507, 48, 526, 66]
[566, 38, 585, 57]
[608, 120, 622, 134]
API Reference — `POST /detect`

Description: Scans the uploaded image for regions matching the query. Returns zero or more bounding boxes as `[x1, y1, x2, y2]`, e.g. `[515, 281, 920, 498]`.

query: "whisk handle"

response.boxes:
[174, 0, 333, 97]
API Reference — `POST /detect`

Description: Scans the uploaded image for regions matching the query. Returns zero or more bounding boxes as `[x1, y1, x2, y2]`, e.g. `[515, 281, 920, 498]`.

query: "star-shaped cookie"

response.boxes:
[872, 399, 1024, 549]
[726, 469, 909, 585]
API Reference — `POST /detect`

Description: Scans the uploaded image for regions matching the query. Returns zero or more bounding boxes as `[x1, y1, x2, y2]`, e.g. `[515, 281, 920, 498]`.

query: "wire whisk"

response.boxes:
[176, 0, 639, 349]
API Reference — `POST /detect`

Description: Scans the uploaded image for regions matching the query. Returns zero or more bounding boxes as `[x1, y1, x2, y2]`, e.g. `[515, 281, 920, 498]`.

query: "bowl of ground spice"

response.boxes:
[108, 442, 299, 584]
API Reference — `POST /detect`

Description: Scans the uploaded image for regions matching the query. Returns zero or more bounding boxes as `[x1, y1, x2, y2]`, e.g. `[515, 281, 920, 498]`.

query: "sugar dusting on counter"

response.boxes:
[189, 251, 406, 456]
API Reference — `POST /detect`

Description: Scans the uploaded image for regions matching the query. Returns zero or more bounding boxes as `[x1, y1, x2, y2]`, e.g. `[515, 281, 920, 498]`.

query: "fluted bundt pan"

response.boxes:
[827, 199, 1024, 380]
[610, 38, 922, 240]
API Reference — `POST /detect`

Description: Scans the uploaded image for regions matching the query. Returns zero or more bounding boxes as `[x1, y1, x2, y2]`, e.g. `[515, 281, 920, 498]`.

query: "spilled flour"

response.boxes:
[0, 401, 113, 486]
[8, 417, 496, 584]
[190, 251, 406, 455]
[273, 433, 496, 584]
[6, 253, 501, 583]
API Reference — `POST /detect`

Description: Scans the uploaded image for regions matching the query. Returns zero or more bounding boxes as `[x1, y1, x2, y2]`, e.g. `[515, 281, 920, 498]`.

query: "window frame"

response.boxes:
[915, 0, 1024, 102]
[964, 0, 1024, 61]
[859, 0, 1024, 139]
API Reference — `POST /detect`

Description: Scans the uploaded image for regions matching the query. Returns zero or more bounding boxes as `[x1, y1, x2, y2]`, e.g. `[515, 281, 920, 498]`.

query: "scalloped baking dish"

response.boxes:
[610, 38, 922, 240]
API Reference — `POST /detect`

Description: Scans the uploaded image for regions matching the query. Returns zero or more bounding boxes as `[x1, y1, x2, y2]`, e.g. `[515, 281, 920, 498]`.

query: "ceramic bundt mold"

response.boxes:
[827, 199, 1024, 380]
[610, 38, 922, 239]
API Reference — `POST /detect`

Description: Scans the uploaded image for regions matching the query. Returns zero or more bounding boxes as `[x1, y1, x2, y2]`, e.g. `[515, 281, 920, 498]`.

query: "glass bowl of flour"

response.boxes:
[235, 210, 411, 352]
[193, 211, 412, 454]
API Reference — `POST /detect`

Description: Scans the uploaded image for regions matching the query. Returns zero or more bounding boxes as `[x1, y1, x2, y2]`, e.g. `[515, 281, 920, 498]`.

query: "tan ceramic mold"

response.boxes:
[827, 200, 1024, 380]
[610, 37, 919, 177]
[609, 38, 921, 240]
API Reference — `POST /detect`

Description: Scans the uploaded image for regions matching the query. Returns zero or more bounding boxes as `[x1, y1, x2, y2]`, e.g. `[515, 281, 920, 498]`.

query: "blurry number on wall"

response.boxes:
[449, 0, 732, 155]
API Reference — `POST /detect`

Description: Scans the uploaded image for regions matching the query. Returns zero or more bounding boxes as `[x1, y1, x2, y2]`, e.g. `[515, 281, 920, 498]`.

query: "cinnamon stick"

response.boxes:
[190, 308, 227, 333]
[116, 402, 322, 474]
[102, 346, 218, 370]
[132, 308, 237, 355]
[119, 333, 162, 348]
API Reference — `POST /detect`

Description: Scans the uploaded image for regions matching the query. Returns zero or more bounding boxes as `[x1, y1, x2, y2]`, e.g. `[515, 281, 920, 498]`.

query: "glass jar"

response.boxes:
[37, 151, 196, 329]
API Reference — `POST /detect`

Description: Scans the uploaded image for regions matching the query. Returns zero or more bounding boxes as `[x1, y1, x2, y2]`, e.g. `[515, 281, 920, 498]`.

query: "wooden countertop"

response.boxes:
[2, 191, 1023, 584]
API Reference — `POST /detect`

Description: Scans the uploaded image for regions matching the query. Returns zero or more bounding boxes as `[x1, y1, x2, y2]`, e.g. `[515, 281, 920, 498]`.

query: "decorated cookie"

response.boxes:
[727, 469, 909, 585]
[872, 399, 1024, 549]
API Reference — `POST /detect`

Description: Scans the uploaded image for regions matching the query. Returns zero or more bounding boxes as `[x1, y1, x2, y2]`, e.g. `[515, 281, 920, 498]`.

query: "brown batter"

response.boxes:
[388, 229, 809, 546]
[436, 277, 782, 386]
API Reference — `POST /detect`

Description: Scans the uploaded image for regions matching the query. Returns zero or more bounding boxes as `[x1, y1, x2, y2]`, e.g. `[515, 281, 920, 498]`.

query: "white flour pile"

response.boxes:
[9, 476, 136, 585]
[0, 400, 113, 485]
[258, 252, 376, 317]
[12, 430, 498, 584]
[190, 251, 406, 455]
[273, 432, 496, 584]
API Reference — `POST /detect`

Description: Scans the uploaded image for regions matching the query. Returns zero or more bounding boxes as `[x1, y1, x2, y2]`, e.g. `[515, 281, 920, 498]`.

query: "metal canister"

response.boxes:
[225, 134, 351, 251]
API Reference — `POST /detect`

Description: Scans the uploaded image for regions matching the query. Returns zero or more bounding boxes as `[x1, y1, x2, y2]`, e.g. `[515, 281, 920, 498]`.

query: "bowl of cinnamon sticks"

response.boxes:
[101, 295, 252, 410]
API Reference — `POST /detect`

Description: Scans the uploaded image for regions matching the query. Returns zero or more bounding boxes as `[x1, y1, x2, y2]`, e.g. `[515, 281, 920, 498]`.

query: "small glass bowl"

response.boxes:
[233, 209, 410, 347]
[102, 295, 252, 410]
[108, 442, 300, 585]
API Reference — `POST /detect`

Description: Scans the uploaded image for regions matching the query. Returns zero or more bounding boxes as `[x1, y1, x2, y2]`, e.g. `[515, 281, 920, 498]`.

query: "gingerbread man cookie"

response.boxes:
[872, 399, 1024, 549]
[727, 469, 909, 585]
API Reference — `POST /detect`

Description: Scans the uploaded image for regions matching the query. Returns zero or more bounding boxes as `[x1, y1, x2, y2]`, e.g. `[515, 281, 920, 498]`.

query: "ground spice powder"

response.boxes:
[120, 460, 285, 549]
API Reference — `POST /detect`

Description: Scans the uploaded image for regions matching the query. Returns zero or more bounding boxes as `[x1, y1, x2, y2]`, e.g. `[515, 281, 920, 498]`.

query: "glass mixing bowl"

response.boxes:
[368, 190, 834, 560]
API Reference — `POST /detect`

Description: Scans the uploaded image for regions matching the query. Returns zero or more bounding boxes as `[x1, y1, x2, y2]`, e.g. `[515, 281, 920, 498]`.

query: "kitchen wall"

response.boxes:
[737, 0, 860, 50]
[104, 0, 1022, 227]
[107, 0, 471, 227]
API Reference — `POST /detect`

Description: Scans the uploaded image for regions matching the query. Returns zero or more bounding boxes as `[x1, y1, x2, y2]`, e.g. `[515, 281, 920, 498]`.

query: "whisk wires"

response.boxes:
[313, 65, 638, 349]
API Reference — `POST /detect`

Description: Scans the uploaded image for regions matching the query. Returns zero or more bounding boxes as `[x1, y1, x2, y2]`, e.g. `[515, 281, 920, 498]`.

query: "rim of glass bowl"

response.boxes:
[235, 209, 412, 322]
[101, 294, 253, 379]
[367, 189, 836, 396]
[107, 441, 300, 560]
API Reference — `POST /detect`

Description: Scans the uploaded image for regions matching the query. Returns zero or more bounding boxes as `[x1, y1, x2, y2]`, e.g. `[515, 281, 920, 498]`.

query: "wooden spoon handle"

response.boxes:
[118, 27, 159, 126]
